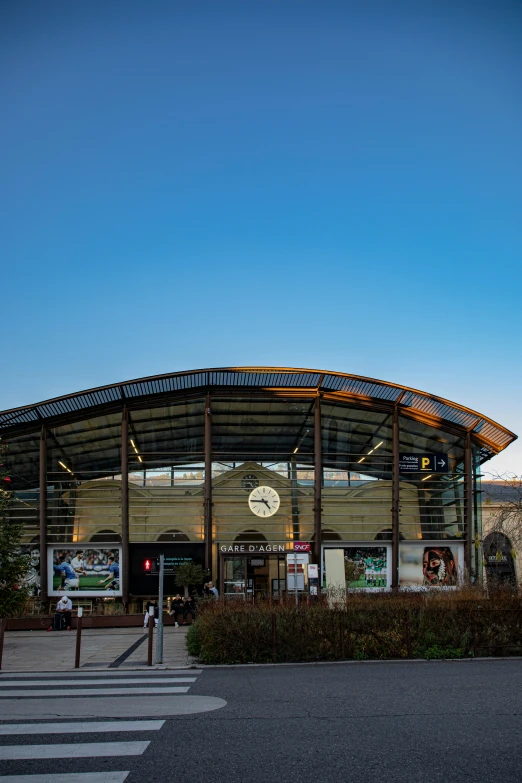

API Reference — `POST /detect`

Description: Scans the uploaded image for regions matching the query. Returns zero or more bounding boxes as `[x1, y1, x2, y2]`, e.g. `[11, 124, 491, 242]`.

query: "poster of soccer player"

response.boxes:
[47, 546, 123, 597]
[342, 546, 389, 589]
[399, 543, 464, 589]
[21, 545, 41, 596]
[323, 545, 390, 590]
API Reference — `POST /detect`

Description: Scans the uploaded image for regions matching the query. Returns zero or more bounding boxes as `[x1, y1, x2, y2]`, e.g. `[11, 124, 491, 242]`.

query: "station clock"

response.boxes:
[248, 486, 280, 517]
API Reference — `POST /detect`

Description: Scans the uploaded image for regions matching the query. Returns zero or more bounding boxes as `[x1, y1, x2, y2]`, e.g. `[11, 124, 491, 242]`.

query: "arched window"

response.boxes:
[322, 529, 342, 541]
[374, 529, 404, 541]
[157, 529, 190, 542]
[235, 530, 267, 543]
[310, 529, 342, 542]
[90, 529, 121, 543]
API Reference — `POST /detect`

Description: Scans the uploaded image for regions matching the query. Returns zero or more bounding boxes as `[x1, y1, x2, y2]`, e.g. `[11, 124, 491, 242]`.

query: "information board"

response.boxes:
[399, 453, 449, 473]
[129, 543, 205, 595]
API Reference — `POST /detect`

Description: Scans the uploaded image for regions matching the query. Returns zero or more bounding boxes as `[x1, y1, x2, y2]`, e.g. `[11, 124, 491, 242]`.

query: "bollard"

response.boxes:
[147, 606, 154, 666]
[272, 613, 277, 662]
[339, 613, 345, 659]
[155, 554, 164, 665]
[0, 617, 7, 670]
[75, 607, 83, 669]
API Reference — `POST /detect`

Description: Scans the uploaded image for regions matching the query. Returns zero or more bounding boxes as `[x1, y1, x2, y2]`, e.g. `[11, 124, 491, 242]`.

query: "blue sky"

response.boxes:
[1, 0, 521, 475]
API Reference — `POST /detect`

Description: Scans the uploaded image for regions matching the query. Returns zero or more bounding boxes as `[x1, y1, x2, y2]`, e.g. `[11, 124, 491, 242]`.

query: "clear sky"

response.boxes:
[1, 0, 521, 476]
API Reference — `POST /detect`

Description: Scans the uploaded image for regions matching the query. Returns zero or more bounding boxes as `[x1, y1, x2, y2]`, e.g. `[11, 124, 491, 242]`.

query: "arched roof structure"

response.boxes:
[0, 367, 516, 489]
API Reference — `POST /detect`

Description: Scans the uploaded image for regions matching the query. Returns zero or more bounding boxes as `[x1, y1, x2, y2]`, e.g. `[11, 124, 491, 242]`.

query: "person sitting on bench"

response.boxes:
[169, 594, 184, 627]
[48, 595, 73, 631]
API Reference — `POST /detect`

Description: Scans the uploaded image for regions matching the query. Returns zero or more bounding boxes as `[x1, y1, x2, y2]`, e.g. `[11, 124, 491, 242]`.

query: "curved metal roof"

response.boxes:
[0, 367, 516, 456]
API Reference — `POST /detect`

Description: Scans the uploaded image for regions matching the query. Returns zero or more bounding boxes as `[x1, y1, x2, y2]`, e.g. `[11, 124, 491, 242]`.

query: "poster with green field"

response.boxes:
[48, 546, 122, 597]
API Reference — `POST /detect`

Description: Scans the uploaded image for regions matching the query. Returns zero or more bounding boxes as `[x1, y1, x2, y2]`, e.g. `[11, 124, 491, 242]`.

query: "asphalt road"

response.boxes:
[1, 659, 521, 783]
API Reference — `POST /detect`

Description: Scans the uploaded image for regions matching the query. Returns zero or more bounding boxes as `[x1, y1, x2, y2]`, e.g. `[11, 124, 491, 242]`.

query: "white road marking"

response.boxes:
[0, 678, 196, 687]
[0, 720, 165, 735]
[0, 741, 149, 760]
[0, 687, 189, 697]
[0, 774, 130, 783]
[0, 670, 199, 679]
[0, 694, 227, 719]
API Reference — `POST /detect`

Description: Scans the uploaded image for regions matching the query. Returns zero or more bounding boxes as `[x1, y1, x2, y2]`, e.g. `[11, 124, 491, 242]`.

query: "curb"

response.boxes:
[2, 658, 521, 674]
[192, 656, 522, 669]
[0, 665, 199, 674]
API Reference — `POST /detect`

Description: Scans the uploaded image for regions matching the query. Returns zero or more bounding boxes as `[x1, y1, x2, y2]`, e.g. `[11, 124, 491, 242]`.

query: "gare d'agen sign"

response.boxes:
[219, 544, 287, 553]
[399, 453, 449, 473]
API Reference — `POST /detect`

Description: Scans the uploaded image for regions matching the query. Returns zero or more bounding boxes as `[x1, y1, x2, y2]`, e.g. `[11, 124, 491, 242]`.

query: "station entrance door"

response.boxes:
[220, 554, 287, 600]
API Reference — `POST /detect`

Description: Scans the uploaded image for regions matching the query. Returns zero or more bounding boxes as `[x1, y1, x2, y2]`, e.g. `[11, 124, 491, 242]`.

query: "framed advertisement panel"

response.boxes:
[322, 544, 391, 591]
[47, 545, 122, 597]
[399, 542, 464, 589]
[129, 543, 205, 595]
[21, 544, 41, 596]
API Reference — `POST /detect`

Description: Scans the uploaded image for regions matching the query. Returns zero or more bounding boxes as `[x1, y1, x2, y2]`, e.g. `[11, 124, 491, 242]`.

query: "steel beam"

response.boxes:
[204, 393, 212, 573]
[121, 408, 129, 604]
[313, 397, 322, 563]
[39, 427, 48, 602]
[391, 406, 400, 588]
[290, 458, 299, 540]
[464, 432, 473, 576]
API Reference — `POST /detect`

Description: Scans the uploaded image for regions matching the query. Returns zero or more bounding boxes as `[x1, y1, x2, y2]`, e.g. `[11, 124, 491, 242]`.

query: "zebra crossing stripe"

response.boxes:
[0, 773, 130, 782]
[0, 670, 200, 679]
[0, 720, 165, 735]
[0, 741, 150, 760]
[0, 686, 189, 697]
[0, 678, 196, 687]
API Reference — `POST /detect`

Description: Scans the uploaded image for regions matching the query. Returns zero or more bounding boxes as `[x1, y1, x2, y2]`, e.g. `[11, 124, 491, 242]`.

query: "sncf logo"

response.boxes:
[293, 542, 311, 552]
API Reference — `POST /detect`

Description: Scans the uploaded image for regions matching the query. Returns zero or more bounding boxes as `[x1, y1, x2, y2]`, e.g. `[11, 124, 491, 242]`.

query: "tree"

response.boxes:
[174, 561, 207, 598]
[0, 439, 30, 617]
[482, 473, 522, 555]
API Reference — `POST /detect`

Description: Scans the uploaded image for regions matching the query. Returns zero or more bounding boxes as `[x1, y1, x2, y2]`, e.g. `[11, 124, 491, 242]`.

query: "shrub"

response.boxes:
[187, 623, 202, 657]
[422, 645, 467, 660]
[187, 589, 522, 664]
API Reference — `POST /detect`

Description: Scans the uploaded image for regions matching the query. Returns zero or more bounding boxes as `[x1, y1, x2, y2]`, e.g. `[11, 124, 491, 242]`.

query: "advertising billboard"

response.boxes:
[323, 545, 390, 590]
[48, 545, 122, 597]
[129, 543, 205, 595]
[21, 544, 41, 596]
[399, 543, 464, 588]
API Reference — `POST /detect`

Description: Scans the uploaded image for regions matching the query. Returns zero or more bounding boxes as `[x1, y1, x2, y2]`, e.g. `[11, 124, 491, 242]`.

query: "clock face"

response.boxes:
[248, 486, 280, 517]
[241, 474, 259, 490]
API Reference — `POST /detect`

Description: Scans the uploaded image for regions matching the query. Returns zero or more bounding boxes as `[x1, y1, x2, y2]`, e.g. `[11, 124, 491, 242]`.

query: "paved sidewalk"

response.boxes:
[0, 626, 195, 671]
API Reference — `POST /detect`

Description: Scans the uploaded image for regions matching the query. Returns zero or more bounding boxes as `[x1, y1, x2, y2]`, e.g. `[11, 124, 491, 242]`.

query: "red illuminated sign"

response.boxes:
[293, 542, 311, 552]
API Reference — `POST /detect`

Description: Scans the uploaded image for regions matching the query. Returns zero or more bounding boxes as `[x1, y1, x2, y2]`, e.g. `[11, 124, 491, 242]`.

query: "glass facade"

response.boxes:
[398, 416, 466, 542]
[2, 368, 515, 599]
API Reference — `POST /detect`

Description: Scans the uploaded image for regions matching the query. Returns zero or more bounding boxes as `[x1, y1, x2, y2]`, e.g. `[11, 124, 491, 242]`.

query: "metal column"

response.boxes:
[313, 397, 322, 563]
[121, 408, 129, 605]
[391, 406, 400, 589]
[464, 432, 473, 577]
[290, 458, 299, 540]
[39, 427, 48, 602]
[204, 393, 212, 574]
[155, 553, 165, 664]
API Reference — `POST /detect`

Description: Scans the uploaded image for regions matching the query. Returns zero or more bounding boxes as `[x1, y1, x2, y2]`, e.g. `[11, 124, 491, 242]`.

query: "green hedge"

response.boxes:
[188, 591, 522, 664]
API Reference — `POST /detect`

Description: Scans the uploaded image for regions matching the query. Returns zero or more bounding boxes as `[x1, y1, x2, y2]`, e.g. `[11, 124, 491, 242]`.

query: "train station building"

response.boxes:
[0, 367, 517, 605]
